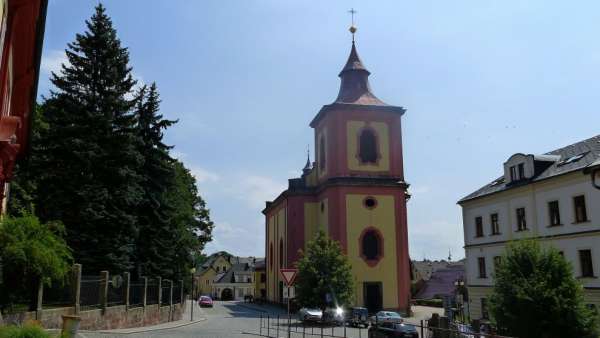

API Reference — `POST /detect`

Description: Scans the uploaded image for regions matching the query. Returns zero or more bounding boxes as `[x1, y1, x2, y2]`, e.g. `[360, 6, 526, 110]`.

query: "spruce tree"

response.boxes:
[133, 83, 178, 278]
[36, 4, 143, 273]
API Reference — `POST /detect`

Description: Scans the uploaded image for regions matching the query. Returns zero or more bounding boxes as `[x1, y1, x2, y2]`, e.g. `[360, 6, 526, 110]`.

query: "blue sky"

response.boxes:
[39, 1, 600, 260]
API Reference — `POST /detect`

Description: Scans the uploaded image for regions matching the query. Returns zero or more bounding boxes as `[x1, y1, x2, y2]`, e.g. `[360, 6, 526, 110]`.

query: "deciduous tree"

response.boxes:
[491, 240, 598, 338]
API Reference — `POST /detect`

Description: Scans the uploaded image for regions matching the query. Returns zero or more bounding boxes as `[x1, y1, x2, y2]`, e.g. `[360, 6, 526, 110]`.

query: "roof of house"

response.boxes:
[414, 265, 465, 300]
[214, 263, 253, 284]
[459, 134, 600, 204]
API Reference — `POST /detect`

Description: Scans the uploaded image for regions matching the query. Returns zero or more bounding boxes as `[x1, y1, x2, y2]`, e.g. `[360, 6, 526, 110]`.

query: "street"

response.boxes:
[78, 301, 440, 338]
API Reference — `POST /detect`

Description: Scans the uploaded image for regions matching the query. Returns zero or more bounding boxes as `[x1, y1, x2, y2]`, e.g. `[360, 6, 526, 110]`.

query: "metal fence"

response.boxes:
[107, 277, 126, 306]
[129, 281, 145, 308]
[161, 281, 171, 306]
[252, 315, 517, 338]
[2, 263, 186, 318]
[80, 275, 103, 311]
[146, 280, 159, 305]
[42, 280, 72, 308]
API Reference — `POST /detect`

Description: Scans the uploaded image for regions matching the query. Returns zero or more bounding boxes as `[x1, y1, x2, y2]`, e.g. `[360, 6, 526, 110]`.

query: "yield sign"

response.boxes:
[280, 268, 298, 286]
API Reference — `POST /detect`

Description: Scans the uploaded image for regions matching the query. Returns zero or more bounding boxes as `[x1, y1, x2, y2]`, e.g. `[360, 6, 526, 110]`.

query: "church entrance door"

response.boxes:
[363, 282, 383, 313]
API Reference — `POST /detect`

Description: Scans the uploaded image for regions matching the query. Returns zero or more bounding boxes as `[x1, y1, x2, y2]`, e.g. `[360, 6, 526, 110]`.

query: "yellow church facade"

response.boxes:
[263, 37, 411, 313]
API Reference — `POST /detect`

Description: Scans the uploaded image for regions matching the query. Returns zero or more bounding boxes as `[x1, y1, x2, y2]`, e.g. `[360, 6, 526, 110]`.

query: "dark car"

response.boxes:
[345, 307, 369, 328]
[368, 322, 418, 338]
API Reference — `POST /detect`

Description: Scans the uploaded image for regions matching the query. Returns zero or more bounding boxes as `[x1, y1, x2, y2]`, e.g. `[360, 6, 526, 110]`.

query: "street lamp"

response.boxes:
[190, 267, 196, 321]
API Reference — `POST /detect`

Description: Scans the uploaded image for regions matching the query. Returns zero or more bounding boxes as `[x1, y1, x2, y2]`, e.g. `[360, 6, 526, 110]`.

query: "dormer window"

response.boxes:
[518, 163, 525, 179]
[510, 166, 517, 181]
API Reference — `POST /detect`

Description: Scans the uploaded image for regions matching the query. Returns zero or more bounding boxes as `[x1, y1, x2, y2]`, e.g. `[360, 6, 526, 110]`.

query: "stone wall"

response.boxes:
[2, 303, 184, 330]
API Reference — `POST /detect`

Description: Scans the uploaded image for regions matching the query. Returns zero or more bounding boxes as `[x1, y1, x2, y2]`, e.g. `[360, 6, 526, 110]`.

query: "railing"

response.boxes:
[1, 263, 186, 318]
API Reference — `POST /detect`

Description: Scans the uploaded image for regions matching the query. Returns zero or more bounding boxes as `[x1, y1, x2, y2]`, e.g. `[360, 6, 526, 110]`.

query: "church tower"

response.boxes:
[264, 25, 411, 313]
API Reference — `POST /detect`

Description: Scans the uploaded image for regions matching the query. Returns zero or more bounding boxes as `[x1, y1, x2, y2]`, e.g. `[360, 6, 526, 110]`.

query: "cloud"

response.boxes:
[41, 49, 68, 75]
[204, 220, 265, 257]
[191, 167, 220, 183]
[230, 175, 286, 210]
[410, 185, 430, 195]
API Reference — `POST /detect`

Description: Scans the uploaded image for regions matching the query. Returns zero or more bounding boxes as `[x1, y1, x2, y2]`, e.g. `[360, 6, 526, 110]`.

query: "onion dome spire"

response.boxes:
[334, 22, 386, 106]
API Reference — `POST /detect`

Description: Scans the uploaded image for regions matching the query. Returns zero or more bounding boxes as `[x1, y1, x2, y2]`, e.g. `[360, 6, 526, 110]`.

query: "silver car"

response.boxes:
[298, 307, 323, 322]
[370, 311, 403, 324]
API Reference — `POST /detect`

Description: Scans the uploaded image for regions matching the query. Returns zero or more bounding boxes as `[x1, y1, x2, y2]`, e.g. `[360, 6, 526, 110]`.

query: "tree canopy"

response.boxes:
[490, 240, 598, 338]
[5, 3, 213, 281]
[295, 231, 354, 309]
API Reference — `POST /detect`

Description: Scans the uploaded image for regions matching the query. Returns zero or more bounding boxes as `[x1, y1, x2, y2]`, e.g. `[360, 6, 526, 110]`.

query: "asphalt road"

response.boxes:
[78, 301, 375, 338]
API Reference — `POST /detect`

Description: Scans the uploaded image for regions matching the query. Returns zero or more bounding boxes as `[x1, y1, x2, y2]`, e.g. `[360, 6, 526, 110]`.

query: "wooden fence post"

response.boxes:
[179, 280, 184, 305]
[72, 264, 82, 314]
[142, 277, 148, 308]
[36, 279, 43, 320]
[99, 271, 109, 311]
[157, 277, 162, 306]
[124, 272, 130, 310]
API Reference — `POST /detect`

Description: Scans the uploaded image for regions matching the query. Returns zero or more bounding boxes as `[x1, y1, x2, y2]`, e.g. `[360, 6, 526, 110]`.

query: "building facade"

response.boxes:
[263, 36, 411, 313]
[0, 0, 47, 213]
[459, 135, 600, 320]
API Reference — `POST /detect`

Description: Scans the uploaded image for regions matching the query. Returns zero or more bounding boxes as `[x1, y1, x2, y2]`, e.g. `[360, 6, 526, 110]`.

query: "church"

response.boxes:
[263, 27, 411, 313]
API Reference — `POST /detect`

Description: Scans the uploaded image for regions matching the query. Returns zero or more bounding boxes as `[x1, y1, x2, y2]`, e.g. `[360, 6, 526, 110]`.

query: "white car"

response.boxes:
[370, 311, 403, 324]
[298, 307, 323, 322]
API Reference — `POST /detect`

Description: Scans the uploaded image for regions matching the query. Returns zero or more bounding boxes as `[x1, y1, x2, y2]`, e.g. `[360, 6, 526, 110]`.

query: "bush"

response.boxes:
[0, 321, 52, 338]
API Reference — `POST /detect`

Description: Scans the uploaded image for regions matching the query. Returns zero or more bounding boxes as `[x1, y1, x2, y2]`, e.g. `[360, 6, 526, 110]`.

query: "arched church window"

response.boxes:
[319, 136, 326, 172]
[358, 128, 378, 164]
[279, 239, 284, 268]
[360, 227, 383, 266]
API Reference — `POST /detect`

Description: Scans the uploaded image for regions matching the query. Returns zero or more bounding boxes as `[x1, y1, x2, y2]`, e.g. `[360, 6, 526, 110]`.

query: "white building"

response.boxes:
[212, 263, 255, 301]
[458, 134, 600, 320]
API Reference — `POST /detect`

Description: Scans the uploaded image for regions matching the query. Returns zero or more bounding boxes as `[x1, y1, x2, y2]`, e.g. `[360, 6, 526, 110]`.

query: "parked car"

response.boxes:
[370, 311, 403, 324]
[298, 307, 323, 322]
[368, 322, 418, 338]
[345, 307, 369, 328]
[322, 307, 345, 325]
[198, 295, 213, 307]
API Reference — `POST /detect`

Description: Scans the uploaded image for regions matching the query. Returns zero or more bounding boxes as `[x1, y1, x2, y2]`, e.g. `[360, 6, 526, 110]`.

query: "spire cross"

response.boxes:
[348, 8, 357, 42]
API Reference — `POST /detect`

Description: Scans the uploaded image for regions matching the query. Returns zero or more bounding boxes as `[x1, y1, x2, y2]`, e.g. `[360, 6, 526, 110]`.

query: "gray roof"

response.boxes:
[459, 134, 600, 203]
[214, 263, 253, 284]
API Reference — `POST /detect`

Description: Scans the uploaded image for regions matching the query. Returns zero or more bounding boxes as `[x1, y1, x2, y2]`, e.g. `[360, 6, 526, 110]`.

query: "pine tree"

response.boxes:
[295, 231, 354, 309]
[133, 83, 178, 278]
[36, 4, 143, 273]
[164, 160, 214, 280]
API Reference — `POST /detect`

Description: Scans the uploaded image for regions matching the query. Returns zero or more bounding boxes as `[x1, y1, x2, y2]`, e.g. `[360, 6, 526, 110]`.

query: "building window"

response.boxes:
[247, 277, 251, 283]
[279, 239, 284, 269]
[548, 200, 561, 226]
[481, 298, 489, 319]
[319, 136, 326, 172]
[516, 208, 527, 231]
[475, 217, 484, 237]
[579, 249, 594, 278]
[260, 273, 266, 283]
[493, 256, 502, 270]
[518, 163, 525, 179]
[216, 266, 220, 272]
[490, 213, 500, 235]
[574, 195, 588, 223]
[358, 127, 378, 164]
[478, 257, 487, 278]
[359, 227, 383, 266]
[510, 166, 517, 181]
[363, 196, 377, 209]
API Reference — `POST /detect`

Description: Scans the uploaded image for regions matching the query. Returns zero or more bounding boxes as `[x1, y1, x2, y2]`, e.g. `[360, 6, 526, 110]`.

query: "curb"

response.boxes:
[50, 318, 207, 336]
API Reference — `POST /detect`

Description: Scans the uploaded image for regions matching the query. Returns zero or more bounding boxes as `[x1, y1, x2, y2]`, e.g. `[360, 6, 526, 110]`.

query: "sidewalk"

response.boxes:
[50, 300, 206, 336]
